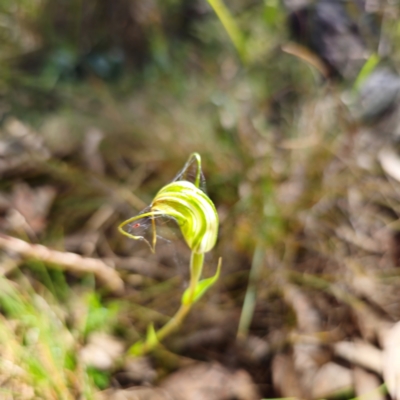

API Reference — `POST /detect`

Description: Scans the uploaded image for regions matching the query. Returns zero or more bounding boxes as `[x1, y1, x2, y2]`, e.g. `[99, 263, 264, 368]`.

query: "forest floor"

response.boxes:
[1, 1, 400, 399]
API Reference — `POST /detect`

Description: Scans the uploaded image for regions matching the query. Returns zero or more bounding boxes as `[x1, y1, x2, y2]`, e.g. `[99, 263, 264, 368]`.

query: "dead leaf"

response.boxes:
[334, 341, 383, 374]
[122, 357, 157, 384]
[10, 183, 56, 235]
[283, 284, 321, 333]
[382, 321, 400, 399]
[160, 362, 260, 400]
[312, 362, 353, 399]
[80, 333, 124, 370]
[353, 367, 384, 400]
[283, 284, 328, 395]
[96, 387, 171, 400]
[272, 354, 304, 399]
[379, 147, 400, 182]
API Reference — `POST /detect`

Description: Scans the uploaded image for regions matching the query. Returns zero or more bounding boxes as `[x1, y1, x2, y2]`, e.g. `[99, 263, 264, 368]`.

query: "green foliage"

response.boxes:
[0, 276, 97, 398]
[353, 53, 380, 90]
[82, 293, 120, 338]
[182, 258, 221, 305]
[207, 0, 247, 62]
[129, 324, 159, 356]
[86, 367, 110, 390]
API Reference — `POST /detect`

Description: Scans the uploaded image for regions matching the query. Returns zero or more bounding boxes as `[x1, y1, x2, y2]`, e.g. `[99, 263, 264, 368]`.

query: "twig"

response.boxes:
[0, 234, 124, 294]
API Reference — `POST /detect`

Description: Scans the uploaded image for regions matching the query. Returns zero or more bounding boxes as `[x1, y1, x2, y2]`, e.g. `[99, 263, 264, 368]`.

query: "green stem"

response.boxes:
[189, 252, 204, 301]
[130, 303, 191, 355]
[129, 250, 204, 356]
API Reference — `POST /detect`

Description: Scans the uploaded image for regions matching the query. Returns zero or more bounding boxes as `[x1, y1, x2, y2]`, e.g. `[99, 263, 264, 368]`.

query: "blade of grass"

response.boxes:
[207, 0, 247, 63]
[353, 53, 380, 91]
[237, 243, 265, 339]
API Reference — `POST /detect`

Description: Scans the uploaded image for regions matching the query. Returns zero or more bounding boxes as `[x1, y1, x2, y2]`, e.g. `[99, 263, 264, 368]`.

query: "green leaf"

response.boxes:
[86, 366, 110, 390]
[145, 323, 159, 347]
[182, 258, 222, 305]
[207, 0, 247, 63]
[129, 340, 144, 356]
[129, 324, 159, 356]
[353, 53, 380, 91]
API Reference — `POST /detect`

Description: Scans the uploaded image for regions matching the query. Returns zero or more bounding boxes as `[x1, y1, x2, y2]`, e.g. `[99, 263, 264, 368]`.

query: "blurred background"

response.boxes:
[1, 0, 400, 399]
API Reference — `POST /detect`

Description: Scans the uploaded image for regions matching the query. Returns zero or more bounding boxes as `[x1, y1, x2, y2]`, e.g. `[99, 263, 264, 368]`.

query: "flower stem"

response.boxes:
[188, 252, 204, 302]
[129, 250, 204, 356]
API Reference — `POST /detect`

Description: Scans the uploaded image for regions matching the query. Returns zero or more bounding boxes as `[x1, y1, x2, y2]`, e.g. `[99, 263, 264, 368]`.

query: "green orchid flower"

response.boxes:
[119, 153, 221, 356]
[118, 154, 219, 254]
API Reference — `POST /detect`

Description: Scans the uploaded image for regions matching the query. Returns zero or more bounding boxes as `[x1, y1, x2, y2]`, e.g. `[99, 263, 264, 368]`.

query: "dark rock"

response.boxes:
[288, 0, 367, 79]
[354, 68, 400, 123]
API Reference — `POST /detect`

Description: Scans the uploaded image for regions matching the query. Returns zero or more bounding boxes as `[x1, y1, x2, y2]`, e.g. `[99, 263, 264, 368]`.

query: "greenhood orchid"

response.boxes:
[119, 153, 221, 355]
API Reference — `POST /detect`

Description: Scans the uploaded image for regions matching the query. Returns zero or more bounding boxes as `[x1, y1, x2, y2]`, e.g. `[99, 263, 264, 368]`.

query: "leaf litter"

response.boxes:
[1, 2, 400, 399]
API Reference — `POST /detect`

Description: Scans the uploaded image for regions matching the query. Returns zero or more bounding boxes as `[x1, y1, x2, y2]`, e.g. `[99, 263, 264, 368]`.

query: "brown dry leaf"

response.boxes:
[334, 341, 383, 374]
[293, 341, 324, 396]
[272, 353, 304, 399]
[10, 183, 56, 235]
[160, 362, 260, 400]
[335, 226, 381, 253]
[283, 284, 327, 395]
[345, 258, 400, 318]
[382, 321, 400, 400]
[353, 305, 391, 344]
[281, 42, 329, 78]
[283, 284, 321, 334]
[122, 357, 157, 385]
[379, 147, 400, 182]
[80, 332, 124, 371]
[353, 367, 384, 400]
[311, 362, 353, 399]
[96, 387, 171, 400]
